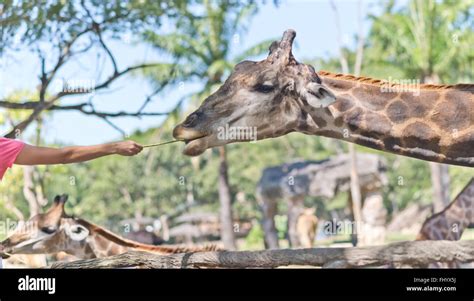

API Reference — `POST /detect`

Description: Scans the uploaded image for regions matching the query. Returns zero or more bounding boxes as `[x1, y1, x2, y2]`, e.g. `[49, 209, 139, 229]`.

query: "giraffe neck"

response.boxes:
[418, 178, 474, 241]
[301, 71, 474, 167]
[66, 218, 218, 259]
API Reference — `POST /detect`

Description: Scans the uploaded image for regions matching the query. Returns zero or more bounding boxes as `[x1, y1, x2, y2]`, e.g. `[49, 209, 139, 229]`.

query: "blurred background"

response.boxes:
[0, 0, 473, 266]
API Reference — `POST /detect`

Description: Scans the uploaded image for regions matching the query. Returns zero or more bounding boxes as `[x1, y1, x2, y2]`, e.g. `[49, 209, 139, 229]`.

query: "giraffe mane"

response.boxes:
[74, 218, 221, 254]
[417, 177, 474, 239]
[318, 70, 474, 92]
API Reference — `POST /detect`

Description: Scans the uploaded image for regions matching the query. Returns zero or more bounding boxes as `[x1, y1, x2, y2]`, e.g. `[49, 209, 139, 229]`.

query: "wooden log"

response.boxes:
[51, 240, 474, 269]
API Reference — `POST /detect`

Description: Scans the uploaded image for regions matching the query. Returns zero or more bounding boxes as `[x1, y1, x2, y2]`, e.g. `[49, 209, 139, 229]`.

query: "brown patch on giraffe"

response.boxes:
[446, 132, 474, 159]
[310, 114, 327, 128]
[386, 100, 410, 124]
[383, 136, 402, 151]
[400, 91, 439, 117]
[467, 210, 472, 222]
[402, 122, 441, 153]
[343, 107, 364, 132]
[352, 86, 395, 111]
[332, 94, 355, 112]
[361, 112, 392, 139]
[94, 235, 110, 250]
[284, 101, 293, 114]
[316, 129, 344, 139]
[431, 93, 472, 132]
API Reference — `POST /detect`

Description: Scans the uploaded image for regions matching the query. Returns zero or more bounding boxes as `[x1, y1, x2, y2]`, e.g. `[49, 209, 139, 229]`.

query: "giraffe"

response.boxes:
[417, 178, 474, 241]
[173, 29, 474, 167]
[415, 178, 474, 268]
[0, 195, 220, 261]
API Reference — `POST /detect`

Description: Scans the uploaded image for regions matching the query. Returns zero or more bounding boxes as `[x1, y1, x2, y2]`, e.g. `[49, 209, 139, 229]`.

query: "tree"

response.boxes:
[0, 0, 188, 138]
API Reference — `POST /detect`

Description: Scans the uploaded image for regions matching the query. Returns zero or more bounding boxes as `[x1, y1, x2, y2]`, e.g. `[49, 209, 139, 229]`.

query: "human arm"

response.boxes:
[14, 140, 143, 165]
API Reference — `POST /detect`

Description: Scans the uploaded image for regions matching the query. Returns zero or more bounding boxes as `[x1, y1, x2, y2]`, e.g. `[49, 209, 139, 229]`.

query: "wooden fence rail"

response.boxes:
[51, 240, 474, 269]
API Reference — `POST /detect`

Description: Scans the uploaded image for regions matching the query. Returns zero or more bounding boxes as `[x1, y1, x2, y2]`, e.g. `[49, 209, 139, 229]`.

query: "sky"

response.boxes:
[0, 0, 383, 145]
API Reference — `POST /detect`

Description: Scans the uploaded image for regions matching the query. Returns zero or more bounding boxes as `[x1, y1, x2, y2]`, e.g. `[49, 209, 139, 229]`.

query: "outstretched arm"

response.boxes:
[14, 141, 143, 165]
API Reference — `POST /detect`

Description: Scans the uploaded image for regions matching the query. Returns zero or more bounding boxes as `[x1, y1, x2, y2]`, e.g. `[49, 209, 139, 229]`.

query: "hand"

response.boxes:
[112, 141, 143, 156]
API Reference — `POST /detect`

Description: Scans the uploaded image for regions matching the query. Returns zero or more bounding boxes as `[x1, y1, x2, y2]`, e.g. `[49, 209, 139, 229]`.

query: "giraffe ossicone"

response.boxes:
[174, 29, 474, 167]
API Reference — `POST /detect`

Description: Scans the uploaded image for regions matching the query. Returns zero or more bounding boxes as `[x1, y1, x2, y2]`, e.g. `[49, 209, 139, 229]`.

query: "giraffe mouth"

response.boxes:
[183, 135, 211, 156]
[173, 125, 212, 156]
[0, 236, 50, 257]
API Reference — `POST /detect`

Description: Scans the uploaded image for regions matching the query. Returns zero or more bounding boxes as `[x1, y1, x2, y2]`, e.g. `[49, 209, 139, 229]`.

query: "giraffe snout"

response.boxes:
[0, 242, 10, 258]
[173, 124, 207, 141]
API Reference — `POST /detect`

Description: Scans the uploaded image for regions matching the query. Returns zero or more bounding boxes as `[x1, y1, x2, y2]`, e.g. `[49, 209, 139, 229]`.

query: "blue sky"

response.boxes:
[0, 0, 382, 145]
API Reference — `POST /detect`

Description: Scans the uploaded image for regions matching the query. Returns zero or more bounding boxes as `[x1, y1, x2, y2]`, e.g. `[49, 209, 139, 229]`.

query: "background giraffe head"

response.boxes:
[173, 29, 336, 156]
[0, 195, 89, 258]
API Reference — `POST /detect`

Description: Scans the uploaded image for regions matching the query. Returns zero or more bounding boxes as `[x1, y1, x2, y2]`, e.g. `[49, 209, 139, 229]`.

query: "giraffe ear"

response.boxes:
[65, 224, 89, 241]
[53, 194, 69, 208]
[304, 82, 336, 108]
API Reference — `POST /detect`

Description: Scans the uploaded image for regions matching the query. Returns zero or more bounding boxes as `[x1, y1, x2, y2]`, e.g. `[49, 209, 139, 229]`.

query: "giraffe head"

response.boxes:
[0, 195, 90, 258]
[173, 29, 336, 156]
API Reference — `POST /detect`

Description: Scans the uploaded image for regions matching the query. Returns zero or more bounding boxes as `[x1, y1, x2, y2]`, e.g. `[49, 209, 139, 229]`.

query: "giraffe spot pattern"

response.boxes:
[383, 136, 402, 151]
[402, 121, 441, 153]
[431, 92, 472, 132]
[311, 114, 327, 128]
[332, 93, 355, 112]
[362, 112, 392, 139]
[446, 132, 474, 158]
[344, 107, 364, 132]
[387, 100, 410, 124]
[467, 210, 472, 222]
[353, 86, 397, 111]
[400, 91, 439, 118]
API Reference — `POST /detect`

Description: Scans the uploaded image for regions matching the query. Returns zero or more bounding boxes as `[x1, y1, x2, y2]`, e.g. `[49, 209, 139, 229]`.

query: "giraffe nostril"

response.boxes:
[183, 112, 201, 127]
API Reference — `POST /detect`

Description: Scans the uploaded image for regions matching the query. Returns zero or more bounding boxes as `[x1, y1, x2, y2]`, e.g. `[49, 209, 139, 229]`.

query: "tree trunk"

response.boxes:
[349, 144, 364, 246]
[218, 146, 236, 250]
[260, 196, 279, 249]
[51, 240, 474, 269]
[22, 166, 42, 217]
[430, 163, 451, 212]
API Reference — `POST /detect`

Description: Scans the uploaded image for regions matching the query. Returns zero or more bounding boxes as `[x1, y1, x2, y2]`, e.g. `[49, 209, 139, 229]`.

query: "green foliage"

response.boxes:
[366, 0, 473, 82]
[0, 0, 184, 53]
[242, 222, 264, 250]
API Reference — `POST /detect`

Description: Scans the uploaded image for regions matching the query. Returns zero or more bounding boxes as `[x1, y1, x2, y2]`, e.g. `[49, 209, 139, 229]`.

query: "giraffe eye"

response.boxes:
[254, 83, 275, 93]
[41, 226, 56, 234]
[72, 227, 84, 234]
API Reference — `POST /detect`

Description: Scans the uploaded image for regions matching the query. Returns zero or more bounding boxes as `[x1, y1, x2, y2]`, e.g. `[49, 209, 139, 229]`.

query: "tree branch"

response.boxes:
[2, 63, 162, 138]
[50, 240, 474, 269]
[0, 100, 173, 117]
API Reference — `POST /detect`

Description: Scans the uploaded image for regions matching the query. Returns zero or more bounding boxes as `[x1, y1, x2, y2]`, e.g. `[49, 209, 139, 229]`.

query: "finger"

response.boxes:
[132, 147, 142, 154]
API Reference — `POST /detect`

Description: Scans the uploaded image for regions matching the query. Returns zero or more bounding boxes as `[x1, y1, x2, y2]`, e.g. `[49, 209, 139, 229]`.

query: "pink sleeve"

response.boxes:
[0, 138, 25, 180]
